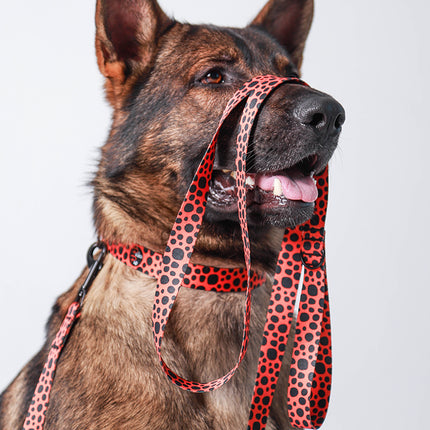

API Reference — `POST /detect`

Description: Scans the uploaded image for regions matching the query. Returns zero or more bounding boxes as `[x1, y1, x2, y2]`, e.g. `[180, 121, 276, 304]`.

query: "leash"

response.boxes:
[23, 75, 332, 430]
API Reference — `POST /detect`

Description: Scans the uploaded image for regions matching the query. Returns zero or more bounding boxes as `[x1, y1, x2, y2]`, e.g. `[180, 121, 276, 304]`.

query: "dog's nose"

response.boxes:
[294, 94, 345, 136]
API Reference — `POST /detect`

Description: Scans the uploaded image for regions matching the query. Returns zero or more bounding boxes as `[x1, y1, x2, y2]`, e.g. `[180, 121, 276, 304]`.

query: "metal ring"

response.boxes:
[301, 249, 325, 270]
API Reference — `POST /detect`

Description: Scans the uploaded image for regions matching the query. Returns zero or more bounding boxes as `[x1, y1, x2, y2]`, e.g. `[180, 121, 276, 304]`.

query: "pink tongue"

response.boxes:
[255, 170, 318, 203]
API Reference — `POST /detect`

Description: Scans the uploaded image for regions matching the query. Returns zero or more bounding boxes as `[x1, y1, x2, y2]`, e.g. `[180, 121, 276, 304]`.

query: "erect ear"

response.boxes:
[95, 0, 173, 106]
[250, 0, 314, 71]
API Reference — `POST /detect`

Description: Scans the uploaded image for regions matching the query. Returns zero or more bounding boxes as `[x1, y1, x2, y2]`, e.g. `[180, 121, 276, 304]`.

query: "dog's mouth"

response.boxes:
[207, 154, 321, 227]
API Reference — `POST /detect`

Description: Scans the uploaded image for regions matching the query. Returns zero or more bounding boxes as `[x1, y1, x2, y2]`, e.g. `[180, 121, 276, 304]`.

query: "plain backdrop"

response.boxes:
[1, 1, 429, 429]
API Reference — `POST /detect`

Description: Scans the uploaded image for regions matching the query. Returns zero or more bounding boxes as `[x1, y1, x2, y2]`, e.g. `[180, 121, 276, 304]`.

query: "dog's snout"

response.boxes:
[294, 94, 345, 136]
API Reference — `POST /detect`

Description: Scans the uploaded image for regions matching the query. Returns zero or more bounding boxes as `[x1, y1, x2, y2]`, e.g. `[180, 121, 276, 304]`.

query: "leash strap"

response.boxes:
[22, 302, 80, 430]
[22, 243, 107, 430]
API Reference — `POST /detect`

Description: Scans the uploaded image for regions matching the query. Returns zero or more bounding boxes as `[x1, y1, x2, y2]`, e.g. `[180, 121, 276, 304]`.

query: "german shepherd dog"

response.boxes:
[0, 0, 345, 428]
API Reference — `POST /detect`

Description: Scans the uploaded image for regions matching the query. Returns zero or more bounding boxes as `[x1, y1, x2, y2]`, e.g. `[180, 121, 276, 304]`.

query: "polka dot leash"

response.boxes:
[22, 302, 80, 430]
[145, 74, 332, 428]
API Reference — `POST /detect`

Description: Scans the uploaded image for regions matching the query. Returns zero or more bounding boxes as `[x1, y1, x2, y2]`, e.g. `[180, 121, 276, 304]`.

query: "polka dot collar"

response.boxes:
[106, 242, 267, 292]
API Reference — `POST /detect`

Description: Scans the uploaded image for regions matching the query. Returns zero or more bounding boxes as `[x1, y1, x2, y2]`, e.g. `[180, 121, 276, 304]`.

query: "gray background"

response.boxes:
[1, 0, 429, 428]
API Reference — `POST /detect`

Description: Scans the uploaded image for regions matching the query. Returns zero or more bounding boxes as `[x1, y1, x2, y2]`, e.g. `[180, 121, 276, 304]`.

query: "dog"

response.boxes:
[0, 0, 344, 428]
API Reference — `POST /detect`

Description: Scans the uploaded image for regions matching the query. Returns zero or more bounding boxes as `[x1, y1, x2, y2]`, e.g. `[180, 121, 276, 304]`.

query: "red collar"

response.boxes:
[106, 242, 266, 292]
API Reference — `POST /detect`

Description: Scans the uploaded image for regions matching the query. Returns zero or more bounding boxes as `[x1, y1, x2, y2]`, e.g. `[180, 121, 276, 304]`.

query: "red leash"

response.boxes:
[23, 75, 332, 429]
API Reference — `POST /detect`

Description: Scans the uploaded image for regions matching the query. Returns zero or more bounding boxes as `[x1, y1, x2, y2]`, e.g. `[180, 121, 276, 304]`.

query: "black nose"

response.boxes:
[294, 93, 345, 136]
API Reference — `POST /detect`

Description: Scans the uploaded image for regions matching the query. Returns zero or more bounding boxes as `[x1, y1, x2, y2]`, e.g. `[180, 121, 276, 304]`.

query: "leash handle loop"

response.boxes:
[152, 76, 301, 392]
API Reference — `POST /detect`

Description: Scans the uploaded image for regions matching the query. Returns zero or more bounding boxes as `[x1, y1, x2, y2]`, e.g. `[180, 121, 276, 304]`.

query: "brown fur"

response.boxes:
[0, 1, 344, 428]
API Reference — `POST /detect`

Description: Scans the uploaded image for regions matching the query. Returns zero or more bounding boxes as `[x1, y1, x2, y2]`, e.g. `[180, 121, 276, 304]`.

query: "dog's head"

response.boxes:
[93, 0, 344, 265]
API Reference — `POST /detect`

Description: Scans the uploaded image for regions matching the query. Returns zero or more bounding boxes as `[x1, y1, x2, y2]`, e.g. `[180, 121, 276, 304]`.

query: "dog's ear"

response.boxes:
[250, 0, 313, 71]
[95, 0, 173, 106]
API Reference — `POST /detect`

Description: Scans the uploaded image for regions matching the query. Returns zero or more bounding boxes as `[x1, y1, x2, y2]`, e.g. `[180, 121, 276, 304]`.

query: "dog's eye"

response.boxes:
[201, 69, 224, 85]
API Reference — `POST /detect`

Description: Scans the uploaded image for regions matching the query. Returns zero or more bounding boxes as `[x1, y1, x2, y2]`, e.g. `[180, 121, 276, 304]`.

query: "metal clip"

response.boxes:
[77, 242, 107, 306]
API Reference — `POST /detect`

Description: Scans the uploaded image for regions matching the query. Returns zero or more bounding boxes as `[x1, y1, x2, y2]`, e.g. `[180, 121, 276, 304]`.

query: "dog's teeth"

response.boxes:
[245, 176, 255, 186]
[273, 178, 283, 196]
[222, 169, 231, 174]
[231, 171, 237, 179]
[310, 170, 316, 178]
